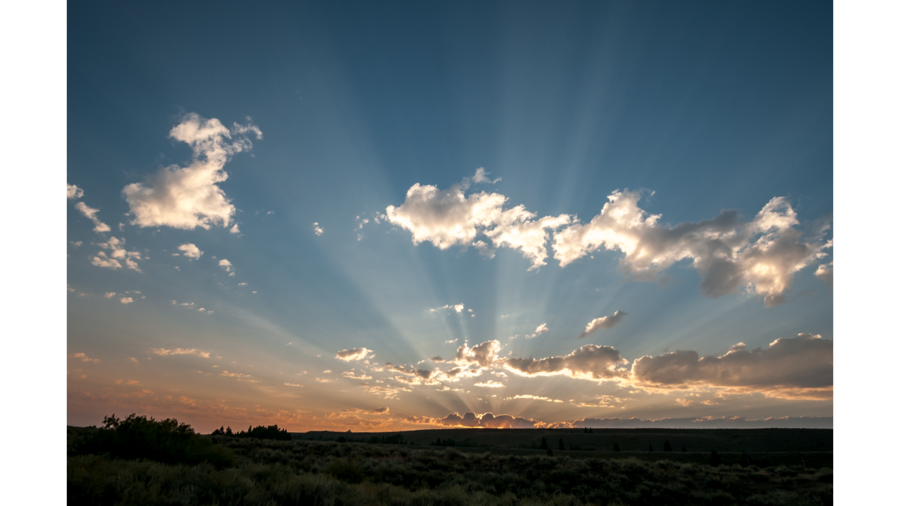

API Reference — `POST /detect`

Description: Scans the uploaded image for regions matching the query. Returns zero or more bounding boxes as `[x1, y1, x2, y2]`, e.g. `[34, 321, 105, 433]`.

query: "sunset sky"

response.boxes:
[65, 1, 835, 432]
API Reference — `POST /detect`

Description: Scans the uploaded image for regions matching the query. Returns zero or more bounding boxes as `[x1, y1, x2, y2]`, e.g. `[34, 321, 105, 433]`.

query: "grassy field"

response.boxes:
[68, 424, 832, 505]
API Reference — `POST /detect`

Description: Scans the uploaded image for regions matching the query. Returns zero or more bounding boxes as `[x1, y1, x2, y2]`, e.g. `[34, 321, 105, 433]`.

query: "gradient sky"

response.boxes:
[66, 1, 833, 432]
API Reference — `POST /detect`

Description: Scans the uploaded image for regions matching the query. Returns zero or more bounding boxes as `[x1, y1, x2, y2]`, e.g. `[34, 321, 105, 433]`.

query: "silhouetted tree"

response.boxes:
[710, 450, 723, 467]
[583, 428, 588, 433]
[558, 438, 565, 451]
[664, 440, 673, 452]
[546, 448, 554, 457]
[613, 443, 620, 452]
[649, 443, 654, 451]
[540, 437, 548, 450]
[682, 445, 687, 452]
[336, 436, 346, 443]
[588, 428, 593, 434]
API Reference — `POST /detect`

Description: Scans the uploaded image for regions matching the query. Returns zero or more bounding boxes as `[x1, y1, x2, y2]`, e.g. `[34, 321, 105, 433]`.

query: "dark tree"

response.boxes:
[540, 437, 548, 450]
[546, 448, 554, 457]
[435, 437, 442, 446]
[710, 450, 723, 467]
[613, 443, 620, 452]
[225, 426, 232, 436]
[589, 428, 593, 433]
[682, 445, 687, 452]
[558, 438, 565, 451]
[336, 436, 347, 443]
[664, 440, 673, 452]
[649, 443, 654, 451]
[583, 428, 588, 433]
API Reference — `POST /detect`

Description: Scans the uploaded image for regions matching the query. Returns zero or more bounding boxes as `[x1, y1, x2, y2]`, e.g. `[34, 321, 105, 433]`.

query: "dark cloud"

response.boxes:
[631, 333, 832, 397]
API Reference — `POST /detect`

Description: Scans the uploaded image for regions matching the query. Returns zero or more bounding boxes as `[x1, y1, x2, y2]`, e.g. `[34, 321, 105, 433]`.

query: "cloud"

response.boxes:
[70, 352, 99, 363]
[504, 344, 630, 382]
[218, 259, 234, 275]
[474, 380, 505, 388]
[631, 333, 832, 399]
[313, 222, 324, 236]
[335, 348, 374, 361]
[418, 411, 543, 429]
[553, 192, 830, 307]
[177, 243, 204, 260]
[580, 311, 628, 338]
[341, 371, 373, 380]
[385, 170, 570, 270]
[359, 382, 411, 399]
[74, 202, 111, 233]
[506, 394, 564, 403]
[432, 303, 465, 313]
[342, 407, 390, 415]
[120, 297, 133, 304]
[104, 292, 116, 299]
[67, 184, 84, 199]
[122, 113, 262, 230]
[572, 416, 833, 429]
[525, 323, 549, 339]
[386, 179, 830, 305]
[383, 363, 436, 383]
[150, 348, 211, 358]
[816, 263, 833, 289]
[454, 340, 502, 368]
[91, 237, 142, 272]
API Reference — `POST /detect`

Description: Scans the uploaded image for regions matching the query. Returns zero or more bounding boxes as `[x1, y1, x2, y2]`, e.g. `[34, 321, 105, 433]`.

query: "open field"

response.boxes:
[68, 425, 833, 505]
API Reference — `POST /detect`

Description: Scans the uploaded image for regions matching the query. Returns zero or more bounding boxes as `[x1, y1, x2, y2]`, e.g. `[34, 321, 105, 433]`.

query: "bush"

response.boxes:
[74, 413, 234, 469]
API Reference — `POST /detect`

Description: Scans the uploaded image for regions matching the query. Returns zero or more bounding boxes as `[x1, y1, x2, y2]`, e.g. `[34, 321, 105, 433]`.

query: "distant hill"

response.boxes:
[295, 427, 832, 454]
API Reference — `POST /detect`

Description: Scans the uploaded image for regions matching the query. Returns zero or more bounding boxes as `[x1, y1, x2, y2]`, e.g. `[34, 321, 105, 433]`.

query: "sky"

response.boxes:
[65, 1, 835, 432]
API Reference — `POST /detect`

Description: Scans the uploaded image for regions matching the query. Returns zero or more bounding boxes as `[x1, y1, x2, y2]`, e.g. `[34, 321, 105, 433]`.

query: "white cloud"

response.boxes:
[507, 394, 563, 403]
[335, 348, 374, 361]
[580, 311, 628, 338]
[526, 323, 549, 339]
[474, 380, 505, 388]
[67, 184, 84, 199]
[150, 348, 211, 358]
[238, 282, 247, 286]
[74, 202, 111, 233]
[387, 178, 830, 306]
[230, 224, 241, 234]
[120, 297, 133, 304]
[218, 259, 234, 276]
[386, 171, 570, 270]
[631, 333, 832, 399]
[177, 243, 204, 259]
[433, 303, 465, 313]
[815, 263, 833, 289]
[553, 192, 830, 307]
[504, 344, 630, 382]
[70, 241, 83, 247]
[122, 113, 261, 230]
[104, 292, 116, 299]
[91, 237, 142, 272]
[70, 352, 99, 363]
[313, 222, 324, 236]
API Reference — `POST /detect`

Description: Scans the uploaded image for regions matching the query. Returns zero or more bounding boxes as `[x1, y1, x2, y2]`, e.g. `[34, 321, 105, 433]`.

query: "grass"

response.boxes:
[68, 428, 833, 505]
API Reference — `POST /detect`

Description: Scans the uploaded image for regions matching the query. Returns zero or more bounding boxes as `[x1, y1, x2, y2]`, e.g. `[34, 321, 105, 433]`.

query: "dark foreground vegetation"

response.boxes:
[68, 416, 833, 506]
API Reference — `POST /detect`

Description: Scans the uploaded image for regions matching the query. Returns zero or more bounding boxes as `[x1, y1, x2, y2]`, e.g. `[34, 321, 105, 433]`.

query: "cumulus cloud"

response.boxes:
[70, 352, 99, 363]
[91, 237, 142, 272]
[150, 348, 211, 358]
[67, 184, 84, 199]
[120, 297, 133, 304]
[218, 259, 234, 275]
[313, 222, 324, 236]
[177, 243, 204, 259]
[631, 333, 832, 399]
[580, 311, 628, 338]
[816, 263, 833, 289]
[454, 340, 502, 368]
[74, 202, 111, 233]
[386, 169, 570, 270]
[504, 344, 630, 382]
[386, 178, 830, 305]
[526, 323, 549, 339]
[104, 292, 116, 299]
[123, 113, 261, 230]
[336, 348, 374, 361]
[553, 191, 830, 307]
[474, 380, 505, 388]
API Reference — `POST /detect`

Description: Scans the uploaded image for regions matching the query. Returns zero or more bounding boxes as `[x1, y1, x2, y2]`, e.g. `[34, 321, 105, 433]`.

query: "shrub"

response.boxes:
[74, 413, 234, 469]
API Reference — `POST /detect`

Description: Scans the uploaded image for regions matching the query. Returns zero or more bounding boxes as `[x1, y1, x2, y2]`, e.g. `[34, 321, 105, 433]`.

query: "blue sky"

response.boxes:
[65, 1, 834, 431]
